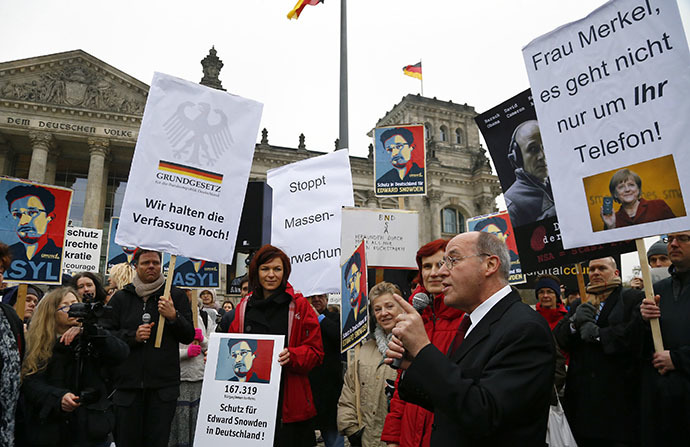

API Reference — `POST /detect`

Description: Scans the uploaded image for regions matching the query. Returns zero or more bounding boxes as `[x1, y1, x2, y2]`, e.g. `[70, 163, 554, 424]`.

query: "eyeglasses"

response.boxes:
[11, 208, 46, 219]
[437, 253, 489, 270]
[56, 305, 72, 313]
[347, 270, 360, 286]
[231, 349, 253, 360]
[385, 143, 409, 153]
[663, 234, 690, 244]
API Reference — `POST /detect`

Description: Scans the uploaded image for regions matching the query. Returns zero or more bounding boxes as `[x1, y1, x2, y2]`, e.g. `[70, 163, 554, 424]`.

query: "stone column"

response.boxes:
[82, 138, 110, 228]
[28, 131, 54, 182]
[429, 190, 443, 240]
[0, 136, 14, 176]
[44, 149, 60, 185]
[97, 159, 110, 226]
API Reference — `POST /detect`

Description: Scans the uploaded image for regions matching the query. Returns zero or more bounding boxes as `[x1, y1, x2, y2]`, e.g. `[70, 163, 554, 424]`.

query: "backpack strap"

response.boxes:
[236, 299, 247, 334]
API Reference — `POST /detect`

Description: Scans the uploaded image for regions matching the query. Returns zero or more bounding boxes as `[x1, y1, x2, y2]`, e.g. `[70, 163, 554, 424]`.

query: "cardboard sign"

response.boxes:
[340, 207, 418, 269]
[163, 253, 220, 288]
[116, 72, 263, 263]
[195, 333, 284, 446]
[267, 150, 354, 296]
[63, 227, 102, 275]
[467, 211, 525, 285]
[374, 124, 427, 197]
[341, 241, 369, 353]
[475, 90, 636, 272]
[523, 0, 690, 248]
[0, 177, 72, 284]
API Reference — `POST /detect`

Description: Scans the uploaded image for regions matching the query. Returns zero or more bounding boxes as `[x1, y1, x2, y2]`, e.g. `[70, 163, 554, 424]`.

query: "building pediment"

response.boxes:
[0, 50, 148, 116]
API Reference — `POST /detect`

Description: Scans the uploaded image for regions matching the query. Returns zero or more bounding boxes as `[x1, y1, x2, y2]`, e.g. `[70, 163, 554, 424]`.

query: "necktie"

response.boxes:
[450, 314, 472, 355]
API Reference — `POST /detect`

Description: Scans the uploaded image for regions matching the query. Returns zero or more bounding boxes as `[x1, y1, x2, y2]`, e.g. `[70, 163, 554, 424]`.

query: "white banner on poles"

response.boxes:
[267, 150, 354, 296]
[340, 207, 418, 269]
[523, 0, 690, 249]
[63, 227, 102, 274]
[195, 333, 283, 447]
[116, 72, 263, 263]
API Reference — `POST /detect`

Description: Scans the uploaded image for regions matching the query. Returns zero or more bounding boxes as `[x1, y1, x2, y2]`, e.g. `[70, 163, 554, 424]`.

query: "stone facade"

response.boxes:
[0, 48, 500, 291]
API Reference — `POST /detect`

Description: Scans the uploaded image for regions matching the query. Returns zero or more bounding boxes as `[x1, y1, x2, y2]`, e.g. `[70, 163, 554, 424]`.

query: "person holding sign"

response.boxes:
[338, 282, 402, 447]
[385, 232, 554, 445]
[225, 244, 323, 447]
[600, 169, 675, 230]
[637, 231, 690, 446]
[553, 257, 644, 446]
[105, 249, 195, 447]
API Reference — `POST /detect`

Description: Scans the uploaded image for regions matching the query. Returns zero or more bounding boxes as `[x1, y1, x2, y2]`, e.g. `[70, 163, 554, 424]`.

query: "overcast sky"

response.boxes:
[2, 0, 688, 277]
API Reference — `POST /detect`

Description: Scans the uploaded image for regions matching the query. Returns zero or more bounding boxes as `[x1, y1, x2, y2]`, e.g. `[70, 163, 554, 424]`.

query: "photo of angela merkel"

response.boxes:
[600, 168, 675, 229]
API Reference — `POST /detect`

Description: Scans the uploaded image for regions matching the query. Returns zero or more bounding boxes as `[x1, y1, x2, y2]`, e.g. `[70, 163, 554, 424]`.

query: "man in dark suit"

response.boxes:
[386, 231, 554, 446]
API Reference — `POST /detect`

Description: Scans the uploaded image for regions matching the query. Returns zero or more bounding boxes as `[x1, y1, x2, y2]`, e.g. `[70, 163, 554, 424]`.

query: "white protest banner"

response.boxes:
[340, 207, 418, 269]
[267, 150, 354, 296]
[63, 227, 102, 275]
[116, 72, 263, 263]
[523, 0, 690, 249]
[195, 333, 283, 447]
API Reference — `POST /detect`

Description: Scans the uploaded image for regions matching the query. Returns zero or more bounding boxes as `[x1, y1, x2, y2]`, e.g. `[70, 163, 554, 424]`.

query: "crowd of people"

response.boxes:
[0, 229, 688, 447]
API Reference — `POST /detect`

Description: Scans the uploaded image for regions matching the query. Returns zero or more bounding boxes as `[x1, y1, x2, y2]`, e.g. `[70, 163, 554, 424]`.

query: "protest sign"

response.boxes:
[340, 207, 418, 269]
[374, 124, 426, 197]
[105, 217, 137, 273]
[116, 72, 263, 263]
[195, 333, 283, 447]
[267, 150, 354, 296]
[523, 0, 690, 249]
[163, 253, 220, 288]
[341, 241, 368, 353]
[63, 227, 102, 275]
[476, 89, 636, 272]
[0, 177, 72, 284]
[467, 211, 525, 285]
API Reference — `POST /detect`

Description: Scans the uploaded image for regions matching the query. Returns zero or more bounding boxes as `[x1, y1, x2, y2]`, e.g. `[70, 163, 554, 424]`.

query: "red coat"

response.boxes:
[229, 283, 324, 423]
[381, 286, 464, 447]
[614, 198, 675, 227]
[535, 302, 567, 330]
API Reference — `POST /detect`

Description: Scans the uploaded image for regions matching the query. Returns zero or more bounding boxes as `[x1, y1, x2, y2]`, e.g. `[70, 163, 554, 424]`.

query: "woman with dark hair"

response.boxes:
[71, 272, 107, 303]
[534, 275, 567, 330]
[381, 239, 464, 447]
[226, 244, 323, 447]
[601, 168, 675, 229]
[21, 287, 129, 446]
[0, 242, 24, 446]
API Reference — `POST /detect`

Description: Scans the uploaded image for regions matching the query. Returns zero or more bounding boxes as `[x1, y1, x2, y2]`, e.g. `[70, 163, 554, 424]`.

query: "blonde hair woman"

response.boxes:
[338, 282, 404, 446]
[106, 262, 136, 302]
[21, 287, 128, 446]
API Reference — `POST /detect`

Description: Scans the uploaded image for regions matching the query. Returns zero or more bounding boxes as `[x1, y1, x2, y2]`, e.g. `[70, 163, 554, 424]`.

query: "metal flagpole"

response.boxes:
[339, 0, 349, 150]
[420, 58, 424, 96]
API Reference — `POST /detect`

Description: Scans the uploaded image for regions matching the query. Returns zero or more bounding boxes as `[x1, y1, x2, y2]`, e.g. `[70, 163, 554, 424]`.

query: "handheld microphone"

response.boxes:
[391, 293, 433, 369]
[142, 313, 151, 343]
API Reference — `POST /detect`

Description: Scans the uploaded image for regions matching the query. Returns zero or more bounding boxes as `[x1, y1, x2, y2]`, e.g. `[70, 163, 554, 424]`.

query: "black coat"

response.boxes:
[553, 286, 644, 443]
[309, 309, 343, 430]
[399, 290, 555, 446]
[104, 283, 195, 390]
[638, 268, 690, 446]
[21, 330, 129, 446]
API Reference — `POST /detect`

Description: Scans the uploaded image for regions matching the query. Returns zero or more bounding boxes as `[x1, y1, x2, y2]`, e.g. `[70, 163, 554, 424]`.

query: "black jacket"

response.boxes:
[104, 283, 195, 390]
[309, 309, 343, 430]
[553, 286, 644, 443]
[21, 330, 129, 446]
[399, 290, 555, 446]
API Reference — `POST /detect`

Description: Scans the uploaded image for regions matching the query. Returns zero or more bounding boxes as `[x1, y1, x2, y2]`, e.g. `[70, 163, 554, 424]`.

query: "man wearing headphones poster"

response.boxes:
[475, 89, 635, 272]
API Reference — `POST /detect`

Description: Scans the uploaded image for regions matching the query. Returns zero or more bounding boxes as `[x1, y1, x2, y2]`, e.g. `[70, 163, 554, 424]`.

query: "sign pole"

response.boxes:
[191, 289, 199, 330]
[154, 254, 176, 348]
[635, 239, 664, 353]
[14, 284, 27, 320]
[575, 263, 587, 303]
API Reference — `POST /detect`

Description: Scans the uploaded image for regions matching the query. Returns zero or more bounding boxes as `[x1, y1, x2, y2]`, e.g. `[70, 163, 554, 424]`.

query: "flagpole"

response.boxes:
[339, 0, 349, 150]
[420, 58, 424, 97]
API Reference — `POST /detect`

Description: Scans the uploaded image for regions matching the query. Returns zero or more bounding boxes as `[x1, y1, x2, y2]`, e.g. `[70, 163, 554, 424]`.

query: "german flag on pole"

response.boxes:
[287, 0, 323, 20]
[403, 62, 422, 80]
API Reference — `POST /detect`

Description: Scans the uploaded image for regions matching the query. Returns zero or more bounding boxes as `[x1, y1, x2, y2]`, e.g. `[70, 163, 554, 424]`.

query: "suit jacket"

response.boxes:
[399, 290, 554, 446]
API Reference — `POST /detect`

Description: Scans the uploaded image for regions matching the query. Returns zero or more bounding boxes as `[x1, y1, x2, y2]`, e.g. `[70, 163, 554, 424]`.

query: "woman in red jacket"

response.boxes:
[534, 275, 567, 330]
[381, 239, 464, 447]
[227, 244, 324, 447]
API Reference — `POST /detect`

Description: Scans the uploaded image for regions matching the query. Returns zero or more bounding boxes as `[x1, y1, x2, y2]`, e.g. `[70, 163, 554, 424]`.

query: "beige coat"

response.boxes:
[337, 338, 397, 447]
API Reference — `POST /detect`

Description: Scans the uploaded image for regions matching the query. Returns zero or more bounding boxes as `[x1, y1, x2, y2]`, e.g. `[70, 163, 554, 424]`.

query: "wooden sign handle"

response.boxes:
[191, 289, 199, 330]
[575, 263, 587, 303]
[635, 239, 664, 353]
[14, 284, 27, 320]
[154, 254, 176, 348]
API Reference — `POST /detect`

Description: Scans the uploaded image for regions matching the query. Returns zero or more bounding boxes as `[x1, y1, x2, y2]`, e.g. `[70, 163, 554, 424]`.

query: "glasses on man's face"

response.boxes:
[231, 350, 252, 360]
[436, 253, 489, 270]
[347, 270, 360, 286]
[11, 208, 46, 220]
[57, 304, 73, 313]
[663, 234, 690, 244]
[385, 143, 408, 153]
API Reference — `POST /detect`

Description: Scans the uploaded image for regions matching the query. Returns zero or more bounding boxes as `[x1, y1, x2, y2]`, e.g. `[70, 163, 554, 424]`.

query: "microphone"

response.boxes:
[142, 313, 151, 343]
[391, 293, 433, 369]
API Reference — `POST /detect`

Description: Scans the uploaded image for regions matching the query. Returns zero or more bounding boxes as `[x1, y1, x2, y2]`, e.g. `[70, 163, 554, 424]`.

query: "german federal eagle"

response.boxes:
[163, 102, 233, 167]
